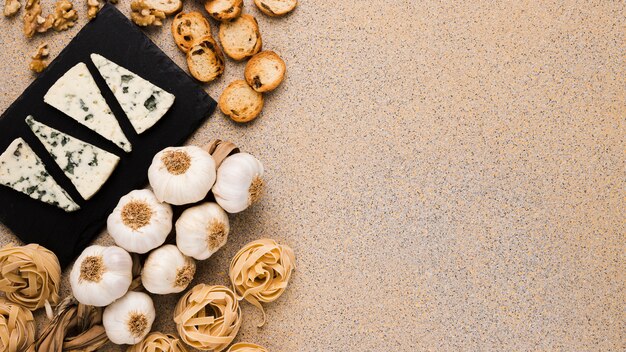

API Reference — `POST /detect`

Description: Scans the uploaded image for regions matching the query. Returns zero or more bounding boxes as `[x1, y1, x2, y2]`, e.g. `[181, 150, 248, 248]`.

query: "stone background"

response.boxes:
[0, 1, 624, 350]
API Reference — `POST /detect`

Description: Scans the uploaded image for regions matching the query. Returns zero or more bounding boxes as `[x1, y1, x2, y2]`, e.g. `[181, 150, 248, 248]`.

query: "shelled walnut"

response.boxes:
[23, 0, 53, 38]
[52, 0, 77, 31]
[86, 0, 102, 19]
[130, 0, 165, 26]
[4, 0, 20, 17]
[28, 42, 48, 73]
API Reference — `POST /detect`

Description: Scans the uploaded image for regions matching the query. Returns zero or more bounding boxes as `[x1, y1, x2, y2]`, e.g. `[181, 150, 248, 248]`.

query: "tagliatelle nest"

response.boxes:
[227, 342, 269, 352]
[173, 284, 241, 352]
[0, 243, 61, 311]
[229, 239, 296, 326]
[32, 295, 108, 352]
[127, 332, 189, 352]
[0, 298, 35, 352]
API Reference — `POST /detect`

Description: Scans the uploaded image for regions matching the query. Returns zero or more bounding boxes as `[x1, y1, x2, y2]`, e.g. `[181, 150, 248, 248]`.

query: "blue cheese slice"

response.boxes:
[26, 116, 120, 201]
[91, 53, 175, 134]
[44, 62, 132, 153]
[0, 138, 80, 212]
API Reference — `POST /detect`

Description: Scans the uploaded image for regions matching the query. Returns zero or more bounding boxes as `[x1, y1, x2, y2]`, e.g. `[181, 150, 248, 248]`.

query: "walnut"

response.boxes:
[29, 42, 49, 73]
[4, 0, 21, 17]
[23, 0, 53, 38]
[86, 0, 101, 19]
[130, 0, 165, 27]
[52, 0, 77, 31]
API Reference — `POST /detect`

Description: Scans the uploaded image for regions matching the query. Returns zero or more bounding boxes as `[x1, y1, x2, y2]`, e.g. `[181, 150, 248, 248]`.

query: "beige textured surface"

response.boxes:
[0, 1, 624, 351]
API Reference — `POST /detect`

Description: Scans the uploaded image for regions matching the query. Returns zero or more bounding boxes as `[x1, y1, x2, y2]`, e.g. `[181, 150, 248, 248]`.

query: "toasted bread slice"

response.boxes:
[204, 0, 243, 21]
[219, 80, 264, 122]
[254, 0, 296, 17]
[144, 0, 182, 15]
[244, 50, 286, 92]
[218, 14, 262, 61]
[172, 12, 212, 52]
[187, 35, 225, 82]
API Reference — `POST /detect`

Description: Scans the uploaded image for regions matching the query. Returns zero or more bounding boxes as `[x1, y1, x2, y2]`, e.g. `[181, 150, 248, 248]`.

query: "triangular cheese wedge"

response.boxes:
[91, 53, 175, 134]
[44, 62, 132, 152]
[0, 138, 80, 212]
[26, 116, 120, 201]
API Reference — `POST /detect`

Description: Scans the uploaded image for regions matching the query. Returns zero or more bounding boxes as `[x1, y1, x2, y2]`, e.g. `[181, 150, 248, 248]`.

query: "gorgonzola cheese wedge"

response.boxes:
[26, 116, 120, 201]
[91, 53, 175, 134]
[44, 62, 132, 153]
[0, 138, 80, 212]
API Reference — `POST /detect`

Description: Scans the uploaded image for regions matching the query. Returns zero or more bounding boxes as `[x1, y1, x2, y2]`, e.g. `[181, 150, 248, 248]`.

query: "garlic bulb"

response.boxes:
[103, 291, 155, 345]
[175, 202, 230, 260]
[69, 245, 132, 307]
[148, 146, 216, 205]
[212, 153, 264, 213]
[142, 245, 196, 294]
[107, 189, 173, 254]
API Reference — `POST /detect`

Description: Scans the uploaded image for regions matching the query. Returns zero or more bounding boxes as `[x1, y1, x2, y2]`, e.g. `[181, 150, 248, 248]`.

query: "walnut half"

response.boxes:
[4, 0, 20, 17]
[52, 0, 77, 31]
[130, 0, 165, 27]
[29, 42, 49, 73]
[23, 0, 53, 38]
[86, 0, 102, 20]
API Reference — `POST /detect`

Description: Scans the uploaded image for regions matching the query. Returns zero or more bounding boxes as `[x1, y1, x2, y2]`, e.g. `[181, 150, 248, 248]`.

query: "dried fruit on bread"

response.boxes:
[219, 80, 264, 123]
[171, 12, 211, 53]
[218, 14, 262, 61]
[186, 35, 225, 83]
[244, 50, 286, 92]
[253, 0, 296, 17]
[204, 0, 242, 21]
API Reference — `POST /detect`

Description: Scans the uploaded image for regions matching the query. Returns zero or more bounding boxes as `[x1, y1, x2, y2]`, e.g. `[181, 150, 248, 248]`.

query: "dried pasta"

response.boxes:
[0, 298, 35, 352]
[228, 342, 269, 352]
[127, 332, 189, 352]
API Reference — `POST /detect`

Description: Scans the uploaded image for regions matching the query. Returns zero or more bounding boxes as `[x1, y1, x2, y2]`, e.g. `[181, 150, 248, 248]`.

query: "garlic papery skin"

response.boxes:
[107, 189, 173, 254]
[142, 245, 196, 294]
[176, 202, 230, 260]
[103, 291, 155, 345]
[69, 245, 132, 307]
[148, 146, 216, 205]
[212, 153, 264, 213]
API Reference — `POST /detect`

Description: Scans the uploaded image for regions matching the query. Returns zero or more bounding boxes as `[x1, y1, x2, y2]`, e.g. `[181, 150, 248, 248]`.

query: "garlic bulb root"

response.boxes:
[176, 202, 230, 260]
[227, 342, 269, 352]
[103, 291, 155, 345]
[229, 239, 296, 326]
[148, 146, 217, 205]
[127, 332, 189, 352]
[70, 245, 133, 307]
[142, 245, 196, 295]
[107, 189, 173, 254]
[173, 284, 241, 352]
[0, 298, 35, 352]
[0, 243, 61, 310]
[212, 153, 264, 213]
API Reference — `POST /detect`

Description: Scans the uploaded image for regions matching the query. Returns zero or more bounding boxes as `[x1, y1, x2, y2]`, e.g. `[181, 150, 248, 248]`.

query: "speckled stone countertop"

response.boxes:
[0, 1, 624, 351]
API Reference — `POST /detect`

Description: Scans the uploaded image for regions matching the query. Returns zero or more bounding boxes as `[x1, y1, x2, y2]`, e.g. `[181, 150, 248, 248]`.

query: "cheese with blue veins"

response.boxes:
[26, 115, 120, 201]
[44, 62, 132, 152]
[0, 138, 80, 212]
[91, 53, 175, 134]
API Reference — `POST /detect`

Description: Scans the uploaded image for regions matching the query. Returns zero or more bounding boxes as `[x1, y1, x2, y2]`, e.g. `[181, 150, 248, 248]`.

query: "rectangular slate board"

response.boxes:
[0, 4, 216, 267]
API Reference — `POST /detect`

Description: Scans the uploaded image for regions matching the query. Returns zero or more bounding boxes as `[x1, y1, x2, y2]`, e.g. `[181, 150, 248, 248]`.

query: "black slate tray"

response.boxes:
[0, 4, 216, 267]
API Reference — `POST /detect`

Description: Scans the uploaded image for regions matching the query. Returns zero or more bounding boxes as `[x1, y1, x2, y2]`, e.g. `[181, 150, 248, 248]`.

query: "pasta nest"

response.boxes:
[229, 239, 296, 326]
[227, 342, 268, 352]
[0, 298, 35, 352]
[173, 284, 241, 352]
[128, 332, 189, 352]
[0, 244, 61, 310]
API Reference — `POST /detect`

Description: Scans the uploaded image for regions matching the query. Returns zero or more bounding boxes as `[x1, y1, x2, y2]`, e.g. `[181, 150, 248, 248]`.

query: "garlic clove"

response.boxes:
[69, 245, 133, 307]
[212, 153, 264, 213]
[142, 244, 196, 294]
[176, 202, 230, 260]
[148, 146, 216, 205]
[107, 189, 173, 254]
[103, 291, 155, 345]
